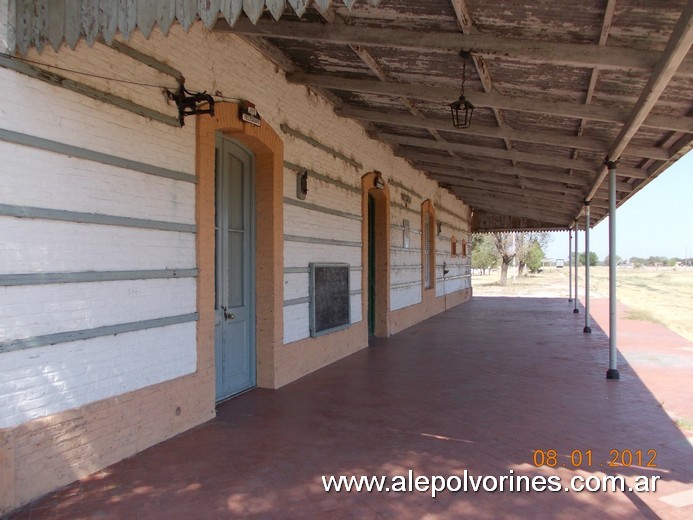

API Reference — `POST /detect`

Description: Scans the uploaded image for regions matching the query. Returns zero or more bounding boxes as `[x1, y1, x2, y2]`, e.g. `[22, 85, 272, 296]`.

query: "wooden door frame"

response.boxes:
[197, 103, 283, 391]
[361, 172, 390, 338]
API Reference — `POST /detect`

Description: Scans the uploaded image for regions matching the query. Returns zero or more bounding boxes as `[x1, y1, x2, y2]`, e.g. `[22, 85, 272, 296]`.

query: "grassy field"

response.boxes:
[473, 265, 693, 342]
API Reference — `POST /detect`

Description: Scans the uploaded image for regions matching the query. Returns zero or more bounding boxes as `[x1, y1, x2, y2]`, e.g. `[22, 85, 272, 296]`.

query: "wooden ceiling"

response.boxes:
[10, 0, 693, 232]
[214, 0, 693, 231]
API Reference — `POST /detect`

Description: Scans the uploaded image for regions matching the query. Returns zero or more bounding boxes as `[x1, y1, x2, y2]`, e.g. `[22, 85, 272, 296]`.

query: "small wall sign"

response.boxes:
[240, 101, 262, 127]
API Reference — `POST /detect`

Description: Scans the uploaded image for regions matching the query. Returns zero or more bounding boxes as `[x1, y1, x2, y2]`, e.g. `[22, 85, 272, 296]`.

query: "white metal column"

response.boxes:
[606, 162, 620, 379]
[573, 220, 579, 314]
[568, 228, 573, 302]
[583, 203, 592, 334]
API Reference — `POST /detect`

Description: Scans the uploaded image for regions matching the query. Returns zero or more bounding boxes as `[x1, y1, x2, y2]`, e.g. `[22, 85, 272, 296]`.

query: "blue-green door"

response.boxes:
[214, 136, 255, 401]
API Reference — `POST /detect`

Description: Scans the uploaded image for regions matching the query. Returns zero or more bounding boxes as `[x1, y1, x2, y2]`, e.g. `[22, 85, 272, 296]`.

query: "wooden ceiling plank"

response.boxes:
[287, 73, 693, 132]
[450, 0, 520, 170]
[570, 0, 616, 164]
[584, 2, 693, 205]
[217, 18, 693, 77]
[429, 174, 582, 205]
[455, 192, 576, 221]
[338, 107, 669, 160]
[385, 133, 599, 172]
[407, 152, 632, 190]
[423, 166, 588, 195]
[350, 44, 458, 157]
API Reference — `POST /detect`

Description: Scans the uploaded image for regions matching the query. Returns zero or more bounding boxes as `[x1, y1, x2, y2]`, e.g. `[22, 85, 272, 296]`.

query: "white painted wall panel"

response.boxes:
[350, 270, 362, 295]
[350, 294, 362, 323]
[390, 285, 422, 311]
[284, 241, 361, 269]
[391, 265, 423, 286]
[282, 173, 360, 216]
[0, 218, 195, 274]
[284, 272, 309, 301]
[0, 67, 194, 173]
[0, 278, 196, 341]
[0, 321, 197, 429]
[391, 249, 422, 267]
[283, 302, 310, 344]
[284, 204, 360, 244]
[0, 142, 195, 224]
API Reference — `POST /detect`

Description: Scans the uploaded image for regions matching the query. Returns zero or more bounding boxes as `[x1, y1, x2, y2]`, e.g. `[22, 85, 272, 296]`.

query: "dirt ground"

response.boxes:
[473, 265, 693, 343]
[474, 264, 693, 439]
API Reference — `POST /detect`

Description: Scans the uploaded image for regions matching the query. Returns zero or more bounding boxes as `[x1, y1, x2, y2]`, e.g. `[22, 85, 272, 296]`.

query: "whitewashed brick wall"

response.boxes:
[0, 322, 196, 429]
[0, 21, 472, 429]
[0, 48, 197, 428]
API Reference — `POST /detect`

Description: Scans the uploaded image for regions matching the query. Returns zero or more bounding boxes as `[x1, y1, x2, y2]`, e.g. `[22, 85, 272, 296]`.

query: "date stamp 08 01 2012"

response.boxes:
[532, 449, 657, 469]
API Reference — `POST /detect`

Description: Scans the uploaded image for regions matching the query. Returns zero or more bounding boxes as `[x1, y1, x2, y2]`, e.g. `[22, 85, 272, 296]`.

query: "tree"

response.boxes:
[516, 232, 551, 276]
[493, 233, 516, 285]
[471, 234, 499, 274]
[603, 254, 621, 266]
[578, 252, 599, 266]
[492, 232, 551, 285]
[526, 241, 545, 273]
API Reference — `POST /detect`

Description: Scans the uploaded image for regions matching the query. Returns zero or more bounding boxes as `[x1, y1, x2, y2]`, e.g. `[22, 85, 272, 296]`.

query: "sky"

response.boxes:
[544, 150, 692, 262]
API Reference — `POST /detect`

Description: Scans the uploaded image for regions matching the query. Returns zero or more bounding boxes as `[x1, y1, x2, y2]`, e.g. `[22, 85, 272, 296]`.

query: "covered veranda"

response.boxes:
[11, 295, 693, 519]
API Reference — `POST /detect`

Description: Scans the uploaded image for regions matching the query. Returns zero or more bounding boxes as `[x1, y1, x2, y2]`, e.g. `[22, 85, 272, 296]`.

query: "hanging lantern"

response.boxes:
[449, 52, 475, 129]
[449, 95, 474, 129]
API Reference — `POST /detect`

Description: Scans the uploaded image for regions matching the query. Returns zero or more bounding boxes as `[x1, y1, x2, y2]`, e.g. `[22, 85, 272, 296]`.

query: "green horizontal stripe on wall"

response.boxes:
[284, 266, 362, 274]
[0, 313, 199, 354]
[284, 235, 361, 248]
[0, 269, 198, 287]
[0, 128, 195, 183]
[284, 161, 361, 194]
[284, 198, 361, 221]
[0, 204, 195, 233]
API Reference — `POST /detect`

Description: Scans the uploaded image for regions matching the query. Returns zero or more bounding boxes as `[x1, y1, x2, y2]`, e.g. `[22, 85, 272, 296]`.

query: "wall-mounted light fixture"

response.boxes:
[437, 221, 443, 235]
[449, 51, 474, 129]
[443, 261, 450, 276]
[297, 170, 308, 200]
[374, 171, 385, 190]
[166, 78, 214, 127]
[401, 192, 412, 207]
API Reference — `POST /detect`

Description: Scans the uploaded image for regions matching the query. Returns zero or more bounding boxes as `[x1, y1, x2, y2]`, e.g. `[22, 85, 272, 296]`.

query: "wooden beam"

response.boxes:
[429, 173, 582, 205]
[569, 0, 616, 169]
[450, 0, 516, 168]
[423, 166, 589, 196]
[383, 133, 601, 172]
[406, 152, 634, 191]
[287, 73, 693, 132]
[350, 44, 457, 157]
[584, 2, 693, 204]
[217, 18, 693, 77]
[337, 107, 669, 160]
[472, 211, 567, 231]
[389, 133, 646, 178]
[239, 36, 296, 73]
[407, 153, 592, 185]
[454, 192, 576, 222]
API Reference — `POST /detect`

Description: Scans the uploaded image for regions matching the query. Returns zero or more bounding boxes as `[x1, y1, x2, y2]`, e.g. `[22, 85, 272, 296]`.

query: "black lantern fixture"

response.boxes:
[166, 78, 215, 127]
[449, 51, 474, 129]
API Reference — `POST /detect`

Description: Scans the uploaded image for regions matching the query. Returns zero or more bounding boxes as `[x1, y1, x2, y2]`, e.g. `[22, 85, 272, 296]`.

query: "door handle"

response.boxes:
[221, 306, 235, 320]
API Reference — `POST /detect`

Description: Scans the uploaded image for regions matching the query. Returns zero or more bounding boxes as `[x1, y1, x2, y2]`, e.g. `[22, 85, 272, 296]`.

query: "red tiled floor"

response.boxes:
[9, 296, 693, 519]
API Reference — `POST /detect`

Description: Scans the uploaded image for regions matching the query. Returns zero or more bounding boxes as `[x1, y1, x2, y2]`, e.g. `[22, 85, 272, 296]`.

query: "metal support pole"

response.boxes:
[606, 162, 620, 380]
[568, 228, 573, 302]
[573, 220, 579, 314]
[583, 203, 592, 333]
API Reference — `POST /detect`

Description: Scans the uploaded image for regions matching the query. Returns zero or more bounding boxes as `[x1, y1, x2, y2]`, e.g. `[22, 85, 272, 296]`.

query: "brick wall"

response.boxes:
[0, 21, 472, 512]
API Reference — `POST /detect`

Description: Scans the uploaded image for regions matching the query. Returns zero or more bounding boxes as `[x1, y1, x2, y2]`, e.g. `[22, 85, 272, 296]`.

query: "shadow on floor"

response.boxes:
[10, 297, 693, 519]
